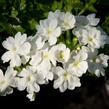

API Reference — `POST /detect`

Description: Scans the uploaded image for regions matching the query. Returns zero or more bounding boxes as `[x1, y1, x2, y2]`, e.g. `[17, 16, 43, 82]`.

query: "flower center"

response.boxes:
[88, 36, 94, 43]
[63, 72, 70, 79]
[11, 46, 17, 52]
[27, 75, 33, 82]
[64, 20, 70, 28]
[0, 80, 6, 85]
[47, 28, 53, 37]
[59, 51, 65, 60]
[73, 60, 80, 67]
[43, 52, 49, 60]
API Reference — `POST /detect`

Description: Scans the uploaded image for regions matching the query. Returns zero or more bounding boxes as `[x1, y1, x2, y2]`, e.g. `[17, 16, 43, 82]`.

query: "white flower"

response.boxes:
[1, 32, 31, 67]
[53, 66, 81, 92]
[30, 45, 54, 82]
[80, 46, 109, 76]
[88, 53, 109, 77]
[48, 10, 76, 31]
[73, 26, 105, 49]
[68, 50, 88, 77]
[16, 67, 44, 93]
[36, 58, 54, 82]
[59, 12, 76, 30]
[34, 47, 54, 82]
[86, 13, 100, 26]
[35, 36, 45, 50]
[49, 43, 70, 64]
[0, 67, 17, 95]
[37, 18, 61, 45]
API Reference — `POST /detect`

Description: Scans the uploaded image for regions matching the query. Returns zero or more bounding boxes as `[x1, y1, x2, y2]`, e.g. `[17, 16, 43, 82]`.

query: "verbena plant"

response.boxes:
[0, 9, 109, 101]
[0, 0, 109, 101]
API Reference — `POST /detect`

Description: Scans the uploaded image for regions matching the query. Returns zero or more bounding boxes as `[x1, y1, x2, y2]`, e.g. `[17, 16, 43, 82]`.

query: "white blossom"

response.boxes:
[68, 50, 88, 77]
[0, 67, 17, 95]
[59, 12, 76, 30]
[88, 53, 109, 77]
[30, 46, 54, 82]
[16, 67, 44, 93]
[49, 43, 70, 64]
[53, 66, 81, 92]
[73, 26, 106, 49]
[1, 32, 31, 67]
[37, 18, 61, 45]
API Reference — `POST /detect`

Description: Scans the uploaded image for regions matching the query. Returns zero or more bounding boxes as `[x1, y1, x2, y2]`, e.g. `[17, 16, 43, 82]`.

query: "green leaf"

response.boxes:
[28, 19, 38, 30]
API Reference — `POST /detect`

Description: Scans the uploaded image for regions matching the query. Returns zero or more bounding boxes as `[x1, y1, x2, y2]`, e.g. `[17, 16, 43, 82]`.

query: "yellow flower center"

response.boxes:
[73, 60, 80, 68]
[47, 28, 53, 37]
[27, 75, 33, 81]
[0, 80, 6, 85]
[63, 72, 70, 79]
[43, 52, 49, 60]
[88, 36, 94, 43]
[11, 46, 17, 52]
[59, 51, 65, 60]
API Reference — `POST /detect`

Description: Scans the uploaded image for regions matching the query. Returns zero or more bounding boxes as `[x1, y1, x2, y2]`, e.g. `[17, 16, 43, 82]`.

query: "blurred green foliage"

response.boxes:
[0, 0, 109, 37]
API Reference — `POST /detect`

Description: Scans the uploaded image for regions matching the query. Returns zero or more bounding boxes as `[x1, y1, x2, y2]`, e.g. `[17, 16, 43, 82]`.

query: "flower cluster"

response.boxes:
[0, 10, 109, 101]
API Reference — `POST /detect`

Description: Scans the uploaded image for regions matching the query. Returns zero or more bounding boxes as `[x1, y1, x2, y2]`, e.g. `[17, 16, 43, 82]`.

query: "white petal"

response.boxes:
[35, 37, 45, 50]
[68, 77, 75, 90]
[48, 37, 57, 45]
[59, 82, 67, 92]
[54, 27, 61, 37]
[87, 13, 100, 26]
[10, 55, 21, 67]
[61, 81, 67, 92]
[16, 78, 26, 91]
[2, 37, 15, 50]
[49, 18, 58, 29]
[53, 67, 64, 76]
[46, 71, 54, 81]
[15, 32, 27, 45]
[73, 77, 81, 87]
[5, 67, 17, 79]
[53, 77, 63, 89]
[0, 69, 4, 78]
[1, 51, 12, 63]
[33, 83, 40, 92]
[18, 68, 28, 77]
[79, 61, 88, 74]
[36, 73, 45, 84]
[79, 51, 88, 61]
[30, 52, 42, 66]
[26, 93, 35, 101]
[18, 42, 31, 55]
